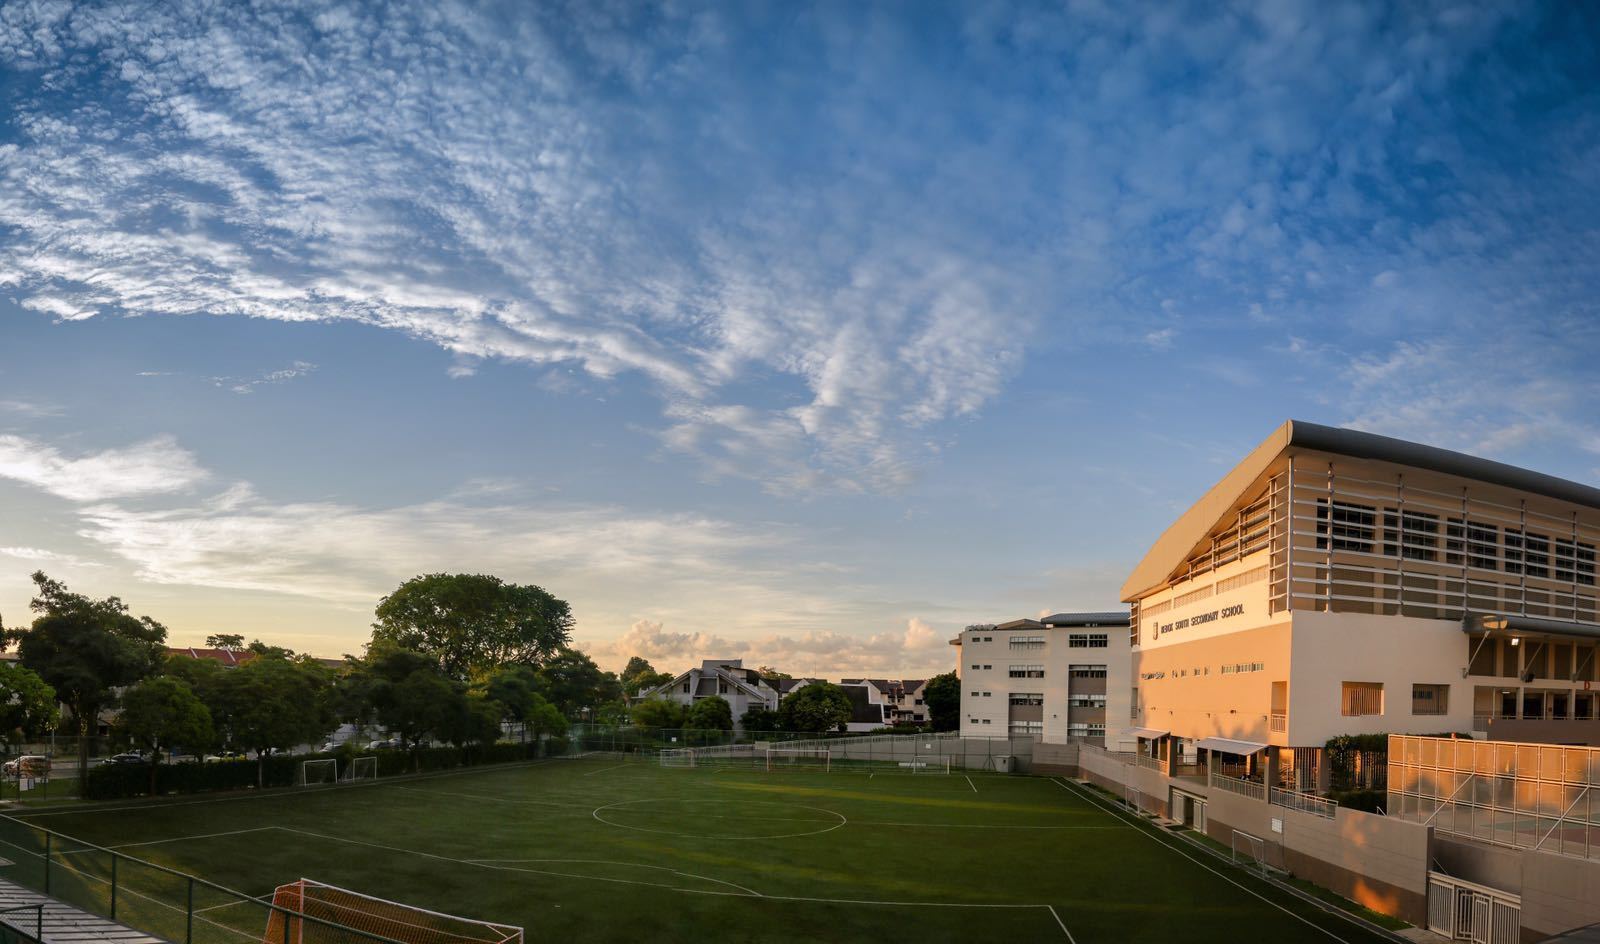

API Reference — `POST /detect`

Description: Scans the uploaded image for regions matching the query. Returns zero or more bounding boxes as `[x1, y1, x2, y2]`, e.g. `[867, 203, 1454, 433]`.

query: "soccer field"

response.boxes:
[0, 756, 1399, 944]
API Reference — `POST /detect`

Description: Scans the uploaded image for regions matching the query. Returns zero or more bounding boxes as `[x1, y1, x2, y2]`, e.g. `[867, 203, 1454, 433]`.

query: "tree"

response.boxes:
[0, 663, 58, 744]
[205, 633, 244, 651]
[619, 657, 673, 698]
[756, 666, 792, 681]
[485, 664, 541, 741]
[371, 574, 573, 679]
[117, 676, 215, 794]
[536, 648, 609, 718]
[740, 705, 779, 733]
[629, 698, 685, 729]
[923, 672, 961, 732]
[217, 656, 335, 786]
[525, 697, 569, 752]
[778, 682, 852, 733]
[4, 573, 167, 780]
[684, 695, 733, 732]
[441, 693, 503, 748]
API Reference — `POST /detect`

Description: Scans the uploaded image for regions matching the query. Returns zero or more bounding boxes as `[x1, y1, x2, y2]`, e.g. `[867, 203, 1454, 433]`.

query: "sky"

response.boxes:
[1, 0, 1597, 680]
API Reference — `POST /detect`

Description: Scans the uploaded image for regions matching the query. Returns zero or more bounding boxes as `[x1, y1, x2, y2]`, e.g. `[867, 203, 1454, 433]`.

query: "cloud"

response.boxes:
[0, 400, 63, 418]
[585, 616, 954, 678]
[0, 546, 100, 567]
[210, 361, 317, 394]
[0, 434, 209, 502]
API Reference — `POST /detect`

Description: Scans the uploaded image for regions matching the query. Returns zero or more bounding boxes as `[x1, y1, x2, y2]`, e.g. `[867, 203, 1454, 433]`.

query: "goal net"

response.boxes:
[890, 756, 951, 774]
[1230, 829, 1270, 875]
[765, 748, 830, 772]
[343, 756, 377, 782]
[299, 759, 338, 787]
[658, 748, 695, 768]
[263, 878, 523, 944]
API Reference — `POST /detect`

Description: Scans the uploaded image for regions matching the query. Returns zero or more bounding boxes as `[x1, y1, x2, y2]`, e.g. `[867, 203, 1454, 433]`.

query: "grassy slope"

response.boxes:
[0, 759, 1400, 944]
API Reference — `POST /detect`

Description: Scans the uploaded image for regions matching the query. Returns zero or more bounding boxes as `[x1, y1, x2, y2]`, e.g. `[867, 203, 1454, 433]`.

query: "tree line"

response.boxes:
[0, 572, 628, 786]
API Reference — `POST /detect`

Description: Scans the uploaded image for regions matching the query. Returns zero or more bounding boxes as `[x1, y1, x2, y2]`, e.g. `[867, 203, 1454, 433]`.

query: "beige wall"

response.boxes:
[1132, 622, 1291, 743]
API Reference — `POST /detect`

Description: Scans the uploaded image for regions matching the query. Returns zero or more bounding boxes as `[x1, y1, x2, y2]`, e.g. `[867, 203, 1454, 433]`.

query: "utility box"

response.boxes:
[995, 755, 1013, 773]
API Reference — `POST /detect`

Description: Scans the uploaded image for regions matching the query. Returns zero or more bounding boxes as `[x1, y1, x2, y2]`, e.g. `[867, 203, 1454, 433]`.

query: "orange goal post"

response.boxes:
[262, 879, 523, 944]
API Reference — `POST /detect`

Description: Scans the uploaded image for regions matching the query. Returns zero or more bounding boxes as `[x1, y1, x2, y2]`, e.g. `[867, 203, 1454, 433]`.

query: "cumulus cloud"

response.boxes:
[586, 616, 955, 678]
[0, 435, 209, 502]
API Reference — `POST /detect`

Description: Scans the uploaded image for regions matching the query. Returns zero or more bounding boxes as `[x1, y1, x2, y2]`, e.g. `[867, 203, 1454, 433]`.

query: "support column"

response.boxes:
[1265, 746, 1281, 793]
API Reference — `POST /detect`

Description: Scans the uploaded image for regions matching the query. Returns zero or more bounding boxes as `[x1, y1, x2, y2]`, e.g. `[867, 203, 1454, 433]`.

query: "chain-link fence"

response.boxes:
[568, 725, 1036, 772]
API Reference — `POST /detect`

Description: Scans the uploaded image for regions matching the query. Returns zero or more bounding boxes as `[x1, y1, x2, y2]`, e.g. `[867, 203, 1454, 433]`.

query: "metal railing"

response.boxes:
[0, 815, 422, 944]
[1208, 771, 1266, 801]
[1269, 712, 1286, 733]
[1270, 785, 1336, 819]
[0, 903, 44, 944]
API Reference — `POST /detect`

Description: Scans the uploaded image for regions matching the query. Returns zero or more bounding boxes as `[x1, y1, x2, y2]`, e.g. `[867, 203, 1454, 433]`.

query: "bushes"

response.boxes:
[80, 739, 564, 801]
[1330, 789, 1386, 813]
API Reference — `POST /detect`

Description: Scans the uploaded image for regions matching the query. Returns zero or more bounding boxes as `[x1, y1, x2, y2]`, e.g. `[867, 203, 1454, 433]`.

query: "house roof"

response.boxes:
[167, 647, 257, 667]
[1121, 419, 1600, 602]
[840, 684, 887, 726]
[1041, 612, 1128, 627]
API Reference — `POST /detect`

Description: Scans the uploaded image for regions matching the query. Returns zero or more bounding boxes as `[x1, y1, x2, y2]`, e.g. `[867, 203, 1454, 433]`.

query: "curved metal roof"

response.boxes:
[1041, 611, 1130, 626]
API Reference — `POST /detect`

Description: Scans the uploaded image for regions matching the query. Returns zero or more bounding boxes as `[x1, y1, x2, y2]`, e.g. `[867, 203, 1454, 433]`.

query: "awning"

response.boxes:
[1127, 727, 1169, 740]
[1194, 737, 1268, 756]
[1464, 614, 1600, 642]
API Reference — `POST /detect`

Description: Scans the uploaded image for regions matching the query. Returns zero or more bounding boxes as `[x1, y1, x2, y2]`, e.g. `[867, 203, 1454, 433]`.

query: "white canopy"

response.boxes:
[1127, 727, 1169, 740]
[1194, 736, 1268, 756]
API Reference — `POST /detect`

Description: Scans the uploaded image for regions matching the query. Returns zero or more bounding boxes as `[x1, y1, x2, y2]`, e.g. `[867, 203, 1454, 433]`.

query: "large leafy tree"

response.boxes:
[535, 648, 613, 718]
[923, 672, 961, 732]
[217, 656, 335, 786]
[371, 574, 572, 679]
[3, 573, 167, 780]
[0, 663, 58, 743]
[684, 695, 733, 732]
[777, 682, 853, 733]
[619, 657, 673, 698]
[117, 676, 215, 794]
[740, 705, 779, 733]
[630, 698, 685, 729]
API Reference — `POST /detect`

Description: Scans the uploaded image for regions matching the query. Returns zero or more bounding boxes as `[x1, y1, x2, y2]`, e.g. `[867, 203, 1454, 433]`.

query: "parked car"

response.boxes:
[103, 752, 148, 766]
[367, 739, 402, 750]
[202, 751, 246, 763]
[2, 756, 49, 778]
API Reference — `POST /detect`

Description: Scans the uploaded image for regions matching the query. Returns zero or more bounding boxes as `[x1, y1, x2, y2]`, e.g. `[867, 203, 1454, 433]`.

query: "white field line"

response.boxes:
[460, 858, 761, 897]
[1048, 905, 1077, 943]
[849, 821, 1126, 830]
[389, 785, 593, 811]
[581, 763, 637, 777]
[1053, 778, 1356, 944]
[965, 775, 977, 793]
[104, 826, 278, 849]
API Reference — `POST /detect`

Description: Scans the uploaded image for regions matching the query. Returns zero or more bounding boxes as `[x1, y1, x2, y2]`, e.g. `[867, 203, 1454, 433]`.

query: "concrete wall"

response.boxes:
[1031, 741, 1079, 776]
[1073, 746, 1430, 926]
[1519, 849, 1600, 941]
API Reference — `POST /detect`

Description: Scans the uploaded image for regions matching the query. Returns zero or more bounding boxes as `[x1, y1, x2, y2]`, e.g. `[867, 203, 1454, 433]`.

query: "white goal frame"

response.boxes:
[894, 756, 951, 775]
[265, 878, 523, 944]
[342, 756, 377, 782]
[298, 758, 338, 787]
[1230, 829, 1270, 875]
[659, 748, 696, 768]
[765, 747, 830, 772]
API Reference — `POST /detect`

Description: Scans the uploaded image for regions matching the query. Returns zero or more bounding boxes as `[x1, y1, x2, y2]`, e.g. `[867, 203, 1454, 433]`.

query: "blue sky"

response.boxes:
[1, 1, 1597, 677]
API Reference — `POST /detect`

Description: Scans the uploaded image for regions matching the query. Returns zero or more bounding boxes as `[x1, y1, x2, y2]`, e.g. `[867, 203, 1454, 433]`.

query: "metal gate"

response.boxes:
[1428, 873, 1519, 944]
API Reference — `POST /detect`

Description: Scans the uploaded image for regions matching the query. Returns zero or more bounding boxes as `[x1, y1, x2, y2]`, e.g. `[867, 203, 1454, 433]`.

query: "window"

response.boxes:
[1341, 682, 1383, 716]
[718, 679, 728, 694]
[1556, 539, 1598, 585]
[1008, 665, 1045, 678]
[1508, 529, 1550, 578]
[1009, 634, 1045, 650]
[1219, 662, 1264, 675]
[682, 682, 690, 693]
[1069, 664, 1107, 679]
[1009, 693, 1044, 706]
[1383, 509, 1439, 561]
[1067, 723, 1089, 738]
[982, 664, 992, 670]
[970, 664, 980, 670]
[1009, 721, 1043, 736]
[1446, 519, 1500, 570]
[1316, 499, 1376, 552]
[1068, 694, 1107, 708]
[1087, 723, 1105, 736]
[981, 718, 991, 725]
[1411, 684, 1449, 715]
[982, 691, 992, 697]
[1068, 633, 1108, 648]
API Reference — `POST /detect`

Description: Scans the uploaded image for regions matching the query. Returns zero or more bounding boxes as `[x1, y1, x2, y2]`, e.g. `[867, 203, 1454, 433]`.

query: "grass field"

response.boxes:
[0, 756, 1402, 944]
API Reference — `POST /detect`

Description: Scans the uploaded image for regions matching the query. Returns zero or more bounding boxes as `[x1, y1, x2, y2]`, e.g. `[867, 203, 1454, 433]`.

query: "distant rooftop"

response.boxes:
[1041, 612, 1129, 627]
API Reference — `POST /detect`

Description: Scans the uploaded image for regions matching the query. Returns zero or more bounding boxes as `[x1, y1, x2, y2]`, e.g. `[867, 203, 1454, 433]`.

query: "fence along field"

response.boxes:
[0, 755, 1400, 944]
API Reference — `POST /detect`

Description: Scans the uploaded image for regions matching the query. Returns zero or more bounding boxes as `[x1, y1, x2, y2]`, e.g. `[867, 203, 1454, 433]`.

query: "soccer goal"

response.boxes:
[298, 759, 338, 787]
[659, 748, 695, 768]
[892, 756, 951, 775]
[1230, 829, 1270, 876]
[264, 878, 523, 944]
[342, 756, 377, 782]
[765, 747, 830, 772]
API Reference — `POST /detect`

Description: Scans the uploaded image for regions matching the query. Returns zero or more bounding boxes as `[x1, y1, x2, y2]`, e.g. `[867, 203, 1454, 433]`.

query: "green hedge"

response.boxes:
[81, 739, 567, 801]
[1330, 788, 1386, 813]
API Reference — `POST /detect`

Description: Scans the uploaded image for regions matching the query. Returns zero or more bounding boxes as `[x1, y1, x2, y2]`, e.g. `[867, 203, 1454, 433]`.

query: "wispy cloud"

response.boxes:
[0, 546, 100, 567]
[585, 616, 953, 679]
[0, 434, 209, 502]
[0, 400, 62, 418]
[210, 361, 317, 394]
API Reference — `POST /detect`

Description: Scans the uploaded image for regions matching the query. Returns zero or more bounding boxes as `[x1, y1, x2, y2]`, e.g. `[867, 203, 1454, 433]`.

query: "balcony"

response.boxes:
[1269, 711, 1286, 734]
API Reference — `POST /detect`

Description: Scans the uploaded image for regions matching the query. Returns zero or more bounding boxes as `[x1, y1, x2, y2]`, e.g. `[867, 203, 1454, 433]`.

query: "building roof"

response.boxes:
[1041, 612, 1129, 627]
[1121, 419, 1600, 602]
[167, 647, 257, 667]
[840, 683, 887, 726]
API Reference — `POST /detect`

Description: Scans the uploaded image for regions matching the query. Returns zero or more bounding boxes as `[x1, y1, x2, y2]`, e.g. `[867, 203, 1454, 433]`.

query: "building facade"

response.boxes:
[1124, 420, 1600, 786]
[953, 612, 1130, 746]
[840, 678, 929, 727]
[638, 659, 782, 730]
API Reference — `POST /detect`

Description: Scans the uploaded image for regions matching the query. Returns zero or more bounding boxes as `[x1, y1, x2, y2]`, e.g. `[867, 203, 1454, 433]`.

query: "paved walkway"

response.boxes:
[0, 878, 165, 944]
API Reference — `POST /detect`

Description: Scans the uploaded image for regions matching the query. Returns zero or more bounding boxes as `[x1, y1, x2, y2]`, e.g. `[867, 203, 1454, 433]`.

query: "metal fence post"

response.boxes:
[110, 853, 118, 918]
[185, 876, 194, 944]
[43, 833, 50, 895]
[35, 902, 42, 942]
